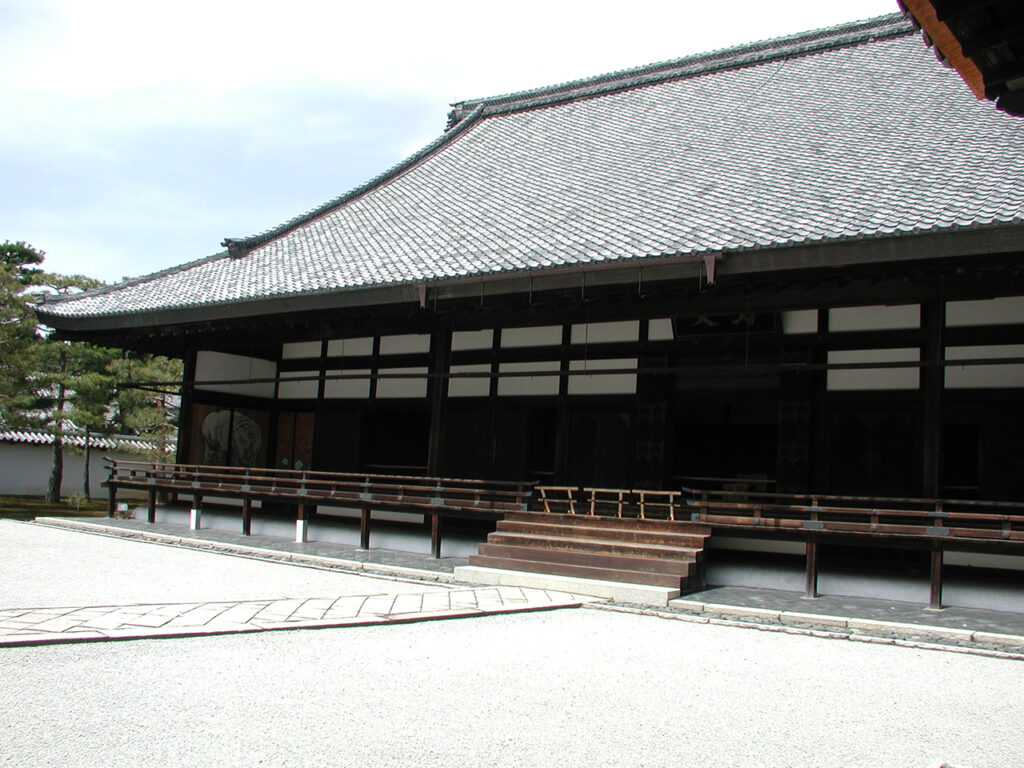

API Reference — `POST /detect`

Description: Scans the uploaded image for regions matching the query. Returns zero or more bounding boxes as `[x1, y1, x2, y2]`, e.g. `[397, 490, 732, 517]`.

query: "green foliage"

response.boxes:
[0, 240, 44, 286]
[0, 263, 38, 423]
[109, 354, 183, 461]
[66, 491, 89, 511]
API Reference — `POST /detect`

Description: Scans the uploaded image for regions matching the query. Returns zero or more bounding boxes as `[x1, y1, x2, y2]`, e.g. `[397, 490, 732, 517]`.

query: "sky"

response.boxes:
[2, 0, 899, 284]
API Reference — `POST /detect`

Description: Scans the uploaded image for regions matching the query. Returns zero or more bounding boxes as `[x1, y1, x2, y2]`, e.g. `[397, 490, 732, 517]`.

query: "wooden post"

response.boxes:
[147, 488, 157, 524]
[107, 485, 117, 518]
[929, 543, 943, 610]
[242, 498, 252, 536]
[431, 512, 442, 559]
[360, 506, 371, 550]
[189, 495, 203, 530]
[295, 504, 308, 543]
[804, 536, 819, 598]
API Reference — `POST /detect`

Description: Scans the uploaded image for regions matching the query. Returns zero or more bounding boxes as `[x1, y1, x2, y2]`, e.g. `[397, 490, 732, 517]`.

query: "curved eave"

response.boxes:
[37, 222, 1024, 336]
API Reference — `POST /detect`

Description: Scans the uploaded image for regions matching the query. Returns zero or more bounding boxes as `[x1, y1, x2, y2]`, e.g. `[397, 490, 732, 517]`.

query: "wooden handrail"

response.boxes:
[103, 459, 535, 514]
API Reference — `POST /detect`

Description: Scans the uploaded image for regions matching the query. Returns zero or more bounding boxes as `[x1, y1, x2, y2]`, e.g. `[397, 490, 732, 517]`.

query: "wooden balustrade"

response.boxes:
[103, 458, 533, 558]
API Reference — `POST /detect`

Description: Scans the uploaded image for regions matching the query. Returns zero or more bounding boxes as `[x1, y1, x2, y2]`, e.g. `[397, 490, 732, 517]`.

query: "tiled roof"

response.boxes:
[0, 427, 171, 454]
[37, 13, 1024, 324]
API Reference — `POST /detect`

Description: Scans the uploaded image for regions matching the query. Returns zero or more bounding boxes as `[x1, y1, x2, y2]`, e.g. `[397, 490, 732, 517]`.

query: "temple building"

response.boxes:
[38, 14, 1024, 608]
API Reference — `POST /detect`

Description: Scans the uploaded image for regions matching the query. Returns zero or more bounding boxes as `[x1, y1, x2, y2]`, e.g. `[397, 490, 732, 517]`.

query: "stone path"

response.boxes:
[0, 586, 588, 647]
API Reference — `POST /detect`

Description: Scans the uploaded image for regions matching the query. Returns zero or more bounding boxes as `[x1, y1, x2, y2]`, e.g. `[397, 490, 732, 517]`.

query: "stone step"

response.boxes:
[477, 543, 696, 576]
[468, 554, 686, 589]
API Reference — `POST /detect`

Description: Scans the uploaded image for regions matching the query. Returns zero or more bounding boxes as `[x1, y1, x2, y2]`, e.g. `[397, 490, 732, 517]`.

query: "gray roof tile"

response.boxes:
[39, 14, 1024, 322]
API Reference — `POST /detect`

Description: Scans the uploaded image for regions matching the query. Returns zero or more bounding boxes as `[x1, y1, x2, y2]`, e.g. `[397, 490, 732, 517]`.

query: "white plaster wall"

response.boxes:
[567, 358, 637, 395]
[945, 551, 1024, 572]
[376, 366, 428, 399]
[570, 320, 639, 345]
[501, 326, 562, 348]
[449, 364, 491, 398]
[781, 309, 818, 334]
[498, 361, 560, 396]
[278, 370, 319, 399]
[648, 318, 674, 341]
[324, 369, 371, 399]
[0, 443, 144, 497]
[326, 337, 373, 356]
[826, 348, 920, 391]
[452, 329, 493, 351]
[379, 334, 430, 355]
[281, 341, 322, 360]
[946, 296, 1024, 327]
[829, 304, 920, 332]
[194, 351, 276, 399]
[945, 344, 1024, 389]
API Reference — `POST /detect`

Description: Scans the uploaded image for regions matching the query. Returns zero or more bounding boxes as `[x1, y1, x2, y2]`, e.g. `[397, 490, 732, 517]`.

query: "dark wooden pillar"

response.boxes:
[107, 485, 117, 518]
[804, 536, 819, 598]
[810, 308, 830, 493]
[147, 488, 157, 524]
[175, 348, 197, 466]
[634, 320, 672, 490]
[553, 324, 572, 482]
[921, 297, 944, 499]
[426, 328, 452, 477]
[242, 498, 252, 536]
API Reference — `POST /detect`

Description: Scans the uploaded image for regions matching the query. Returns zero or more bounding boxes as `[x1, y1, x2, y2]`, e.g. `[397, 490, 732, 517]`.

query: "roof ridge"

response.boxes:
[448, 13, 912, 125]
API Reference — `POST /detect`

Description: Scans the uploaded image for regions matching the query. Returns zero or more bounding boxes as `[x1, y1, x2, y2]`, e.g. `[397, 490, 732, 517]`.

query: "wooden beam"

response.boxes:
[902, 0, 986, 98]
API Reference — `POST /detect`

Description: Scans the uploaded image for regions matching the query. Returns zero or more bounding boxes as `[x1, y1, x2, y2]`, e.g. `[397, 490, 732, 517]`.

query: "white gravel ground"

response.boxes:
[0, 520, 433, 607]
[2, 521, 1022, 767]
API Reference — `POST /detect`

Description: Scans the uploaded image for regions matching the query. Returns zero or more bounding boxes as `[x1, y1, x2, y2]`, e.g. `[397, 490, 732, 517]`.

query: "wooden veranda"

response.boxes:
[104, 459, 1024, 608]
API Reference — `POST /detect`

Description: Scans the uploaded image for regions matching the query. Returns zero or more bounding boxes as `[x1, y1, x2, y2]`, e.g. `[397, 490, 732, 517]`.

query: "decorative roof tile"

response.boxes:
[37, 13, 1024, 324]
[0, 427, 171, 453]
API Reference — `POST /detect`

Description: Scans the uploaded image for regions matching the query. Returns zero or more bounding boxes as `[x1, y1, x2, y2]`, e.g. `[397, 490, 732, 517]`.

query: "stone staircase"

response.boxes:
[468, 511, 711, 592]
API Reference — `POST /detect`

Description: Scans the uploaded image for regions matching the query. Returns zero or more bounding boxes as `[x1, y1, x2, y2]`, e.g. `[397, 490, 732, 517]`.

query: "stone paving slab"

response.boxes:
[0, 586, 590, 647]
[666, 588, 1024, 657]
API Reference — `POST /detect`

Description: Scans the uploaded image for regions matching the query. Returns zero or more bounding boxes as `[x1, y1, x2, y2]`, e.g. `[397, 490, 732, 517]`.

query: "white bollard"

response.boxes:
[189, 507, 201, 530]
[295, 518, 308, 543]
